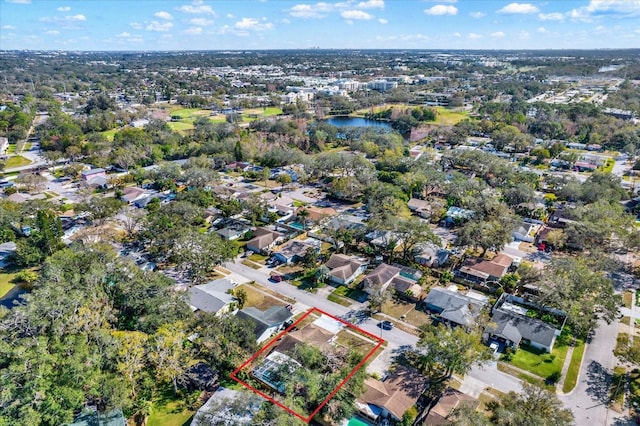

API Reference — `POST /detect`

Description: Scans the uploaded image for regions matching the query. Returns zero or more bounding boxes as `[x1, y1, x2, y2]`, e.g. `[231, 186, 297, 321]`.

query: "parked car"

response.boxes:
[377, 320, 393, 330]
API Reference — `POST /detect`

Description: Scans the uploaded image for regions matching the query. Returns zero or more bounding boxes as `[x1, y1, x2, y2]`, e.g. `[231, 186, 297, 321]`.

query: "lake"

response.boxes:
[326, 116, 393, 130]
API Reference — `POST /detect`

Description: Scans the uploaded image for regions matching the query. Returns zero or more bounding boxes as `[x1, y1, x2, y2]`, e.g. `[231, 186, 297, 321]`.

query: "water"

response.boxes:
[0, 285, 27, 309]
[326, 116, 392, 130]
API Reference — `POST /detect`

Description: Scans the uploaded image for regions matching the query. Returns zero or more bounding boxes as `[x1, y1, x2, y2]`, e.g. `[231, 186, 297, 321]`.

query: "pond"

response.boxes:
[0, 285, 27, 309]
[326, 116, 393, 130]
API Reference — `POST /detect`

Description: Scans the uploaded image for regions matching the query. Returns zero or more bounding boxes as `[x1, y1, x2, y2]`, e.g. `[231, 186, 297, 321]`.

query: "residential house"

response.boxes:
[414, 243, 449, 267]
[457, 253, 513, 284]
[246, 227, 283, 254]
[80, 167, 106, 182]
[188, 278, 237, 315]
[361, 263, 401, 295]
[325, 214, 367, 232]
[407, 198, 431, 218]
[423, 287, 488, 329]
[273, 239, 319, 265]
[225, 161, 251, 172]
[297, 206, 337, 225]
[215, 221, 251, 241]
[512, 221, 539, 243]
[324, 253, 368, 285]
[356, 365, 428, 423]
[422, 388, 478, 425]
[120, 187, 148, 204]
[236, 306, 293, 343]
[484, 297, 564, 353]
[269, 196, 295, 220]
[191, 387, 262, 426]
[275, 323, 335, 354]
[364, 230, 403, 249]
[180, 362, 219, 392]
[362, 263, 423, 300]
[444, 207, 474, 226]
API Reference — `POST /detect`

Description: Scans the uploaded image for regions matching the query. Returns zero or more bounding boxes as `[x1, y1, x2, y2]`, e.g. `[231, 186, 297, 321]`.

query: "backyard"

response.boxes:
[236, 283, 286, 310]
[147, 386, 200, 426]
[381, 299, 432, 328]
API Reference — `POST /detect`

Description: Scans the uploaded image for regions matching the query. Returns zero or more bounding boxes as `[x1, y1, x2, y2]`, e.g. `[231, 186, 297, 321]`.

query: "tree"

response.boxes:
[276, 172, 292, 192]
[169, 230, 236, 284]
[297, 207, 310, 229]
[316, 265, 330, 284]
[486, 383, 574, 426]
[112, 330, 149, 399]
[368, 284, 389, 313]
[412, 323, 492, 383]
[456, 217, 515, 256]
[396, 217, 441, 262]
[149, 322, 190, 394]
[302, 247, 319, 268]
[78, 196, 123, 225]
[233, 288, 247, 309]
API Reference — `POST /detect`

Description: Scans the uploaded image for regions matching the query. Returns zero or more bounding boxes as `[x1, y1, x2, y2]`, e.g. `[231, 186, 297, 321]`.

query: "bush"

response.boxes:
[546, 370, 562, 384]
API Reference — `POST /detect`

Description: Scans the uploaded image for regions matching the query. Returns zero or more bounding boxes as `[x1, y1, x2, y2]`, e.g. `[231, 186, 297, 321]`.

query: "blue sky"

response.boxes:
[1, 0, 639, 50]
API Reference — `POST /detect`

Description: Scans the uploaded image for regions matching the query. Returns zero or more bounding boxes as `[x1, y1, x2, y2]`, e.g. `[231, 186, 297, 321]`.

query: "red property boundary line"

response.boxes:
[230, 307, 385, 423]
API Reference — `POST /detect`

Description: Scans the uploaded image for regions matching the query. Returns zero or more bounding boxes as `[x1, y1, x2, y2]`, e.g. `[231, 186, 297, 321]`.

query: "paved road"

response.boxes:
[224, 259, 419, 373]
[559, 318, 624, 426]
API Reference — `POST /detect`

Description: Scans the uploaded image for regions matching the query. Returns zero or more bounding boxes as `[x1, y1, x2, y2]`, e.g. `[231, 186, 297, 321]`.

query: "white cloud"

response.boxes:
[585, 0, 640, 15]
[190, 17, 213, 26]
[116, 32, 131, 37]
[5, 0, 31, 3]
[234, 17, 273, 31]
[2, 25, 17, 30]
[39, 14, 86, 23]
[497, 3, 539, 14]
[468, 32, 483, 39]
[470, 11, 486, 18]
[145, 21, 173, 31]
[453, 31, 461, 37]
[45, 30, 60, 35]
[130, 22, 143, 29]
[378, 18, 388, 24]
[57, 6, 71, 12]
[357, 0, 384, 9]
[424, 5, 458, 15]
[490, 31, 505, 37]
[184, 26, 202, 34]
[289, 3, 335, 18]
[115, 32, 143, 43]
[341, 10, 373, 20]
[518, 30, 530, 38]
[282, 18, 291, 24]
[154, 11, 173, 20]
[177, 2, 216, 16]
[226, 13, 234, 18]
[538, 12, 564, 21]
[538, 26, 547, 33]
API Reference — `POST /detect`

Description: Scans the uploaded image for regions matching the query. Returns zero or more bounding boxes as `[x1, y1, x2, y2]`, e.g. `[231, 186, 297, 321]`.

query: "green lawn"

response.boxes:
[169, 108, 211, 119]
[147, 388, 198, 426]
[167, 121, 194, 132]
[433, 107, 468, 126]
[562, 340, 586, 393]
[0, 272, 18, 298]
[100, 128, 120, 141]
[5, 155, 31, 168]
[328, 285, 367, 307]
[506, 343, 569, 380]
[6, 144, 16, 154]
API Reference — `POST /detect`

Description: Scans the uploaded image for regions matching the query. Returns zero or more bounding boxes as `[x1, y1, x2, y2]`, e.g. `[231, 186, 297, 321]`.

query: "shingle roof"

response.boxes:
[423, 388, 478, 425]
[237, 306, 292, 339]
[364, 263, 401, 288]
[246, 228, 282, 250]
[424, 287, 486, 327]
[325, 254, 366, 282]
[188, 279, 236, 313]
[487, 309, 557, 348]
[358, 365, 427, 421]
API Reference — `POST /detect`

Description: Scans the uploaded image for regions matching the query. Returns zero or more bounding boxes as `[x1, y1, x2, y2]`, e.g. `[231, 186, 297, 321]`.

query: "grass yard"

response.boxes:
[167, 121, 194, 132]
[237, 283, 287, 310]
[5, 155, 32, 168]
[610, 366, 626, 412]
[628, 369, 640, 414]
[100, 128, 120, 141]
[328, 285, 368, 307]
[335, 330, 376, 356]
[0, 271, 18, 298]
[240, 259, 262, 270]
[248, 253, 267, 264]
[623, 290, 634, 308]
[562, 340, 586, 393]
[381, 299, 415, 319]
[497, 363, 553, 390]
[6, 144, 16, 154]
[505, 343, 568, 381]
[169, 108, 211, 119]
[433, 107, 468, 126]
[147, 387, 199, 426]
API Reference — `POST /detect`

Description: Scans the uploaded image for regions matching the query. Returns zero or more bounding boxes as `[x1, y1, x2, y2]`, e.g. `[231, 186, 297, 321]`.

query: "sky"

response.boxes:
[1, 0, 640, 51]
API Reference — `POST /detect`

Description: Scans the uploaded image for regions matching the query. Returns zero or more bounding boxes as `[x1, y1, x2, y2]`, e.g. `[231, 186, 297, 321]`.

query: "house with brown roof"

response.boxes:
[120, 186, 149, 204]
[275, 324, 335, 354]
[246, 227, 283, 254]
[297, 206, 338, 224]
[393, 275, 425, 302]
[422, 388, 478, 425]
[324, 253, 368, 285]
[457, 253, 513, 284]
[361, 263, 401, 295]
[356, 365, 428, 423]
[407, 198, 431, 218]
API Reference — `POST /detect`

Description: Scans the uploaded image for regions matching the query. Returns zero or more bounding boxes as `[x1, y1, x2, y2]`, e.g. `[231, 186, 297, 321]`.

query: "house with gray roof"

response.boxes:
[273, 238, 319, 265]
[484, 308, 561, 353]
[191, 387, 262, 426]
[423, 287, 488, 329]
[188, 279, 237, 316]
[236, 306, 293, 343]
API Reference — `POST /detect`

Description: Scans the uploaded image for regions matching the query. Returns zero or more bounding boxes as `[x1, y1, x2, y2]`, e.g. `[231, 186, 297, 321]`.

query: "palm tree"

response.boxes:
[297, 207, 309, 229]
